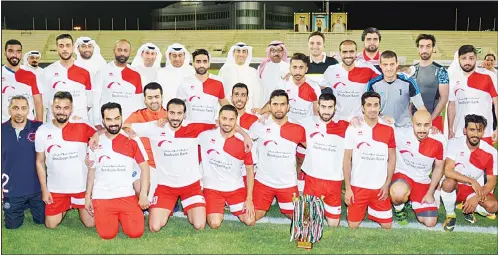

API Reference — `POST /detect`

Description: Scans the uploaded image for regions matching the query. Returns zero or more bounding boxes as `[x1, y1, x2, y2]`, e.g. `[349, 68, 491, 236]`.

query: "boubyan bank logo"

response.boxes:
[47, 144, 62, 153]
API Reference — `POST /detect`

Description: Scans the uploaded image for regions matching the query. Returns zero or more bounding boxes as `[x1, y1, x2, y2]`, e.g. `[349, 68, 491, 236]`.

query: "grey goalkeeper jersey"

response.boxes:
[367, 73, 425, 127]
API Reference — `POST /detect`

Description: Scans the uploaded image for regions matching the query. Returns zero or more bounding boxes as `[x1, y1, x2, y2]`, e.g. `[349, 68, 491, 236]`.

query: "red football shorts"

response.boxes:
[303, 175, 342, 219]
[392, 172, 437, 217]
[45, 191, 85, 216]
[204, 188, 247, 216]
[150, 180, 205, 212]
[252, 180, 298, 215]
[347, 186, 392, 224]
[93, 196, 144, 240]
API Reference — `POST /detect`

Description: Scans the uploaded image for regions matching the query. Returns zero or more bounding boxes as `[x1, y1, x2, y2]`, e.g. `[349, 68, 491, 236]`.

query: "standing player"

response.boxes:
[35, 91, 97, 229]
[199, 105, 256, 228]
[177, 49, 230, 123]
[301, 93, 349, 227]
[447, 45, 497, 145]
[123, 99, 252, 232]
[343, 91, 396, 229]
[250, 89, 307, 220]
[43, 34, 93, 121]
[2, 39, 44, 123]
[357, 27, 382, 70]
[323, 40, 380, 121]
[131, 43, 162, 87]
[155, 43, 195, 106]
[441, 114, 497, 231]
[125, 82, 168, 203]
[367, 51, 427, 127]
[85, 102, 150, 240]
[305, 31, 339, 94]
[2, 96, 45, 229]
[93, 39, 143, 130]
[406, 34, 449, 132]
[389, 110, 446, 227]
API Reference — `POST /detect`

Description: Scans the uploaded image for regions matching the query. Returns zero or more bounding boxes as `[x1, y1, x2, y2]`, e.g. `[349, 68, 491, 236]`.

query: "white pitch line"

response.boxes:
[172, 212, 497, 234]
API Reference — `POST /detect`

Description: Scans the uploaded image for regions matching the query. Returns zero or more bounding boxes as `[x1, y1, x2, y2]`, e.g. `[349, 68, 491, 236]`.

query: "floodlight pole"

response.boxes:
[32, 17, 35, 30]
[466, 17, 470, 32]
[58, 18, 61, 30]
[112, 18, 114, 31]
[137, 18, 139, 30]
[478, 17, 481, 31]
[45, 17, 48, 30]
[85, 18, 87, 30]
[98, 18, 101, 31]
[125, 18, 127, 30]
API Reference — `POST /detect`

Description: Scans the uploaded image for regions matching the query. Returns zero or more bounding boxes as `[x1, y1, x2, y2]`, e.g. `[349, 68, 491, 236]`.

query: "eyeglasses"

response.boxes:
[270, 49, 282, 54]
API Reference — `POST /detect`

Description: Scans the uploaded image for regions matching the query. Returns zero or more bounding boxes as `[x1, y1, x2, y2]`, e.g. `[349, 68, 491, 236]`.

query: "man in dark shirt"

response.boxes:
[2, 95, 45, 229]
[306, 31, 339, 95]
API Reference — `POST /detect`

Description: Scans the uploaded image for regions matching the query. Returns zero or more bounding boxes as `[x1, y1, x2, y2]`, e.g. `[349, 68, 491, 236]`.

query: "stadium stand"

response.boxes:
[2, 30, 496, 65]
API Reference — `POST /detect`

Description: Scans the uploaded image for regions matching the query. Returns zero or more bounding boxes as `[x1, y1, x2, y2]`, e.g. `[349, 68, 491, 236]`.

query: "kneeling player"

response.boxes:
[390, 110, 446, 227]
[200, 105, 255, 228]
[441, 114, 497, 231]
[85, 103, 150, 239]
[301, 93, 349, 227]
[343, 92, 396, 229]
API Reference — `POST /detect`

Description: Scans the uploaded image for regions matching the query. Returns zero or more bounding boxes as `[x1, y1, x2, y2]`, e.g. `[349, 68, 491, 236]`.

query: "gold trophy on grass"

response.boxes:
[290, 193, 326, 249]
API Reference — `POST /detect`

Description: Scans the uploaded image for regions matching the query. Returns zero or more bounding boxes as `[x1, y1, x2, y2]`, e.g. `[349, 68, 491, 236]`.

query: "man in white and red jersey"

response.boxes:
[250, 89, 307, 220]
[343, 91, 396, 229]
[2, 39, 44, 122]
[199, 105, 256, 228]
[389, 110, 446, 227]
[35, 91, 97, 229]
[323, 40, 380, 121]
[123, 99, 252, 232]
[447, 45, 498, 146]
[231, 83, 260, 185]
[254, 53, 320, 125]
[44, 34, 93, 122]
[85, 102, 150, 240]
[124, 82, 167, 202]
[357, 27, 382, 71]
[177, 49, 230, 124]
[93, 39, 144, 130]
[441, 114, 497, 231]
[301, 93, 349, 227]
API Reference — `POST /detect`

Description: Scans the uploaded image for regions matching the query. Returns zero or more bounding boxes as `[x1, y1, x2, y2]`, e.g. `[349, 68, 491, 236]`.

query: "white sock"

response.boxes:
[441, 190, 456, 216]
[393, 203, 405, 211]
[434, 189, 441, 208]
[475, 204, 489, 215]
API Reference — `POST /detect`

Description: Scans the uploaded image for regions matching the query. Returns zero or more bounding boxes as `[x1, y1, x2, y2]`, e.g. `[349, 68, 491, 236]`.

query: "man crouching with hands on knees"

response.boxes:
[85, 102, 150, 240]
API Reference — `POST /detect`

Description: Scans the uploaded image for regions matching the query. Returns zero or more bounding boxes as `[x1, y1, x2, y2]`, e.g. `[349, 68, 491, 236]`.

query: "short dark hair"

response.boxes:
[361, 27, 381, 42]
[308, 31, 325, 42]
[290, 53, 309, 66]
[55, 34, 73, 44]
[192, 49, 210, 61]
[219, 104, 238, 118]
[484, 53, 496, 60]
[339, 40, 357, 51]
[380, 50, 398, 63]
[101, 102, 122, 119]
[144, 82, 163, 97]
[361, 91, 381, 106]
[415, 34, 436, 47]
[4, 39, 22, 51]
[458, 45, 477, 57]
[318, 93, 336, 105]
[53, 91, 73, 103]
[9, 95, 29, 107]
[269, 89, 289, 104]
[232, 82, 248, 95]
[464, 114, 487, 129]
[166, 98, 186, 113]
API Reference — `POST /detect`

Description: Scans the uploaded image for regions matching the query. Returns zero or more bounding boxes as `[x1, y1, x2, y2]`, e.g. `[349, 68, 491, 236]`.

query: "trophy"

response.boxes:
[290, 193, 326, 249]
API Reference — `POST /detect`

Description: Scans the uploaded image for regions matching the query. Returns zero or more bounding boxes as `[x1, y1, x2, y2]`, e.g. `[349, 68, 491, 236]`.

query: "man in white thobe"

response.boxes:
[131, 43, 162, 88]
[257, 41, 289, 104]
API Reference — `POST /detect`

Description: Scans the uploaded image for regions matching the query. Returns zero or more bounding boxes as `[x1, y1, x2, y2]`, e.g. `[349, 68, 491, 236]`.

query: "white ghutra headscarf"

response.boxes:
[131, 43, 162, 68]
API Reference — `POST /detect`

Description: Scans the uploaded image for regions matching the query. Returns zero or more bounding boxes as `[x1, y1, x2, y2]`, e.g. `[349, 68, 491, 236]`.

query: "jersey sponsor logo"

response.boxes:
[310, 131, 324, 138]
[1, 86, 15, 93]
[188, 95, 201, 102]
[3, 202, 10, 210]
[157, 140, 173, 147]
[263, 140, 278, 146]
[356, 142, 371, 149]
[107, 82, 122, 89]
[455, 162, 466, 169]
[47, 144, 62, 153]
[207, 149, 220, 155]
[333, 82, 346, 89]
[454, 88, 465, 96]
[98, 155, 111, 163]
[399, 149, 414, 157]
[27, 132, 36, 142]
[52, 81, 67, 89]
[289, 98, 297, 103]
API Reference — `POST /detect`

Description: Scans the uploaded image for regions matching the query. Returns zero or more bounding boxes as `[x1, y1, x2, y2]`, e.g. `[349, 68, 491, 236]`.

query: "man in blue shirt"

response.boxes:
[2, 95, 44, 229]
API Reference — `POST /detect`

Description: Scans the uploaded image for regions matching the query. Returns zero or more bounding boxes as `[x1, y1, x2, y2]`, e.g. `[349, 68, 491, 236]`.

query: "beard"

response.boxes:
[195, 67, 207, 75]
[79, 51, 93, 60]
[233, 100, 246, 110]
[13, 114, 26, 123]
[460, 63, 476, 73]
[55, 114, 69, 124]
[271, 111, 286, 120]
[168, 118, 183, 128]
[365, 45, 378, 53]
[467, 136, 481, 146]
[30, 62, 39, 68]
[420, 52, 432, 61]
[148, 102, 161, 111]
[342, 57, 355, 66]
[115, 55, 129, 64]
[293, 74, 304, 81]
[221, 124, 235, 134]
[7, 57, 20, 66]
[105, 123, 122, 135]
[58, 52, 72, 61]
[271, 55, 282, 63]
[319, 111, 334, 122]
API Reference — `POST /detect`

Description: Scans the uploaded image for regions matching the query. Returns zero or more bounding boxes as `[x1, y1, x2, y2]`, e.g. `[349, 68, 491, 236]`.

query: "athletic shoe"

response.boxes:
[395, 207, 408, 226]
[476, 210, 496, 220]
[455, 202, 463, 210]
[463, 212, 476, 224]
[443, 215, 457, 232]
